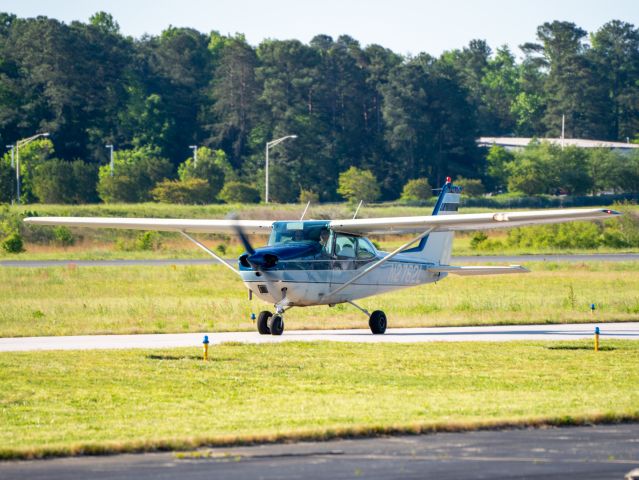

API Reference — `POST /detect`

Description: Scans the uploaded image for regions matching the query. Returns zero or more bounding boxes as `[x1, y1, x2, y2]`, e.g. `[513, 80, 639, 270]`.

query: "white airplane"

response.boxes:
[24, 178, 619, 336]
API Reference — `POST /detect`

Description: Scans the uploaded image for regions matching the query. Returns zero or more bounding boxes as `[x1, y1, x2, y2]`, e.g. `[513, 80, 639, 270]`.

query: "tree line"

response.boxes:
[0, 12, 638, 204]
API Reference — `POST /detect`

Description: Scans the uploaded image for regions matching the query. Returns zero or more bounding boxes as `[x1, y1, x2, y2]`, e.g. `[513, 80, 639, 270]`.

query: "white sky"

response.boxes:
[3, 0, 638, 56]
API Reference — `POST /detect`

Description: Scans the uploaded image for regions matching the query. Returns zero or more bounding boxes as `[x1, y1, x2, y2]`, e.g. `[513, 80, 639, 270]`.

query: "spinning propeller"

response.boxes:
[228, 214, 278, 270]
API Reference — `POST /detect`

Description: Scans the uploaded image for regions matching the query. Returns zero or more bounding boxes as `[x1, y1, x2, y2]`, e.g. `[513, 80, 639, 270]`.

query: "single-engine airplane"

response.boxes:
[24, 178, 619, 335]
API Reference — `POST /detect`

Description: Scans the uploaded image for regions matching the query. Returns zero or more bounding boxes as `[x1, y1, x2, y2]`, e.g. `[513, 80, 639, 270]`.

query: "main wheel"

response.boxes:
[257, 311, 272, 335]
[268, 314, 284, 336]
[368, 310, 387, 334]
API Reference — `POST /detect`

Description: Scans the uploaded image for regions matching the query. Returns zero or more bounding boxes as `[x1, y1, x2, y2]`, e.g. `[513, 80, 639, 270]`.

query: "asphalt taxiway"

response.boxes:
[1, 322, 637, 352]
[1, 424, 638, 480]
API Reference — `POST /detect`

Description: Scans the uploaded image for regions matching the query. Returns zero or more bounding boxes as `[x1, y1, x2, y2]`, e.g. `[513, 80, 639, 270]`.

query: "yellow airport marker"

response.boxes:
[594, 327, 600, 352]
[203, 335, 210, 361]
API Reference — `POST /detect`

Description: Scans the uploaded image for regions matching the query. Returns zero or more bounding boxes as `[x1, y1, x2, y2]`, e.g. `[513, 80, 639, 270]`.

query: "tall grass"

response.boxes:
[0, 262, 637, 337]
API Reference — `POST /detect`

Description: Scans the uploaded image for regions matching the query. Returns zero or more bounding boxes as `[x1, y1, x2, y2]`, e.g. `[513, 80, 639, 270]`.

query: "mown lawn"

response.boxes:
[1, 340, 637, 459]
[0, 262, 638, 337]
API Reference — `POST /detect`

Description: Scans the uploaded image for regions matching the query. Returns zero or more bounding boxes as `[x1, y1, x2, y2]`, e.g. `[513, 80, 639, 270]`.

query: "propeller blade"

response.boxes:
[227, 214, 255, 255]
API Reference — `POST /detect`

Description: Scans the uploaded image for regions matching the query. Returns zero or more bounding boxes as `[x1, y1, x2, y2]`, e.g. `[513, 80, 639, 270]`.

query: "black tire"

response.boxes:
[257, 311, 272, 335]
[268, 314, 284, 336]
[369, 310, 387, 334]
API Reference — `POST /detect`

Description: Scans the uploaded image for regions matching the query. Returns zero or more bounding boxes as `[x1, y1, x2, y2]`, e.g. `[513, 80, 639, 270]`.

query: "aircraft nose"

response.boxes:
[240, 253, 278, 270]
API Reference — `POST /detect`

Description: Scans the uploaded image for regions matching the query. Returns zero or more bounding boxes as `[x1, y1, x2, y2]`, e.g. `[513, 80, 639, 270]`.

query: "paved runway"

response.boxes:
[1, 253, 639, 268]
[1, 424, 638, 480]
[1, 322, 637, 352]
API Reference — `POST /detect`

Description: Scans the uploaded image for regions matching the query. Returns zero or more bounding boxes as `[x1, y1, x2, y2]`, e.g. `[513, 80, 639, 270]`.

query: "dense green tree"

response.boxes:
[590, 21, 639, 141]
[219, 181, 260, 203]
[524, 21, 608, 139]
[97, 146, 172, 202]
[337, 167, 380, 202]
[0, 153, 15, 202]
[177, 147, 229, 199]
[151, 178, 212, 204]
[400, 178, 432, 202]
[383, 54, 480, 189]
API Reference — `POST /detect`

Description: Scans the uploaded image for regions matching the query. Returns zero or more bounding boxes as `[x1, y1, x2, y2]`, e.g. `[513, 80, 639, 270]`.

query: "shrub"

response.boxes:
[337, 167, 380, 203]
[151, 178, 212, 204]
[2, 232, 24, 253]
[53, 226, 74, 247]
[400, 178, 432, 202]
[97, 147, 173, 203]
[135, 231, 161, 251]
[177, 147, 228, 199]
[219, 181, 260, 203]
[299, 189, 319, 204]
[455, 177, 485, 197]
[0, 157, 15, 203]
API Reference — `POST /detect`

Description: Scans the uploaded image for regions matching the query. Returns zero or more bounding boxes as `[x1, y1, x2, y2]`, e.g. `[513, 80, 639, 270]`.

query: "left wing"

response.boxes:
[23, 217, 274, 235]
[329, 208, 619, 235]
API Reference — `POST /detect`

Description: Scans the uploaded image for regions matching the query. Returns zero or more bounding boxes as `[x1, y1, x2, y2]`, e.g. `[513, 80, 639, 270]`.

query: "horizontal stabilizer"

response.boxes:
[428, 265, 529, 276]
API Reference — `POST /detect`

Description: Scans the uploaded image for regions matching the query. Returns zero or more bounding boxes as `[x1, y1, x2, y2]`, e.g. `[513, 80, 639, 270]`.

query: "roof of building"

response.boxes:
[477, 137, 639, 150]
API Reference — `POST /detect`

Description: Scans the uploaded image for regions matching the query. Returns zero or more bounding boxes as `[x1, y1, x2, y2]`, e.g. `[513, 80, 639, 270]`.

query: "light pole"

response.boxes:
[6, 145, 14, 168]
[105, 144, 114, 177]
[5, 145, 15, 204]
[16, 132, 49, 204]
[265, 135, 297, 203]
[189, 145, 198, 168]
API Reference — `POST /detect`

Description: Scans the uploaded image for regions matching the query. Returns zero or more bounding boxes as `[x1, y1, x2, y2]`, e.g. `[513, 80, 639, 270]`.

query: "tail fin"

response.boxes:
[404, 177, 461, 264]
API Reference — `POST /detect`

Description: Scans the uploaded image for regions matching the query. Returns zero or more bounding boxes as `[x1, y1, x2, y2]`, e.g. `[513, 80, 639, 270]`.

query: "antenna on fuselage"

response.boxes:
[353, 200, 363, 219]
[300, 201, 311, 220]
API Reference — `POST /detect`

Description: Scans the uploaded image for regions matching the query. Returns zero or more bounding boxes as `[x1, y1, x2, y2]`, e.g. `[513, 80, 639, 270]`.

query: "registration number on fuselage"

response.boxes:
[388, 263, 422, 284]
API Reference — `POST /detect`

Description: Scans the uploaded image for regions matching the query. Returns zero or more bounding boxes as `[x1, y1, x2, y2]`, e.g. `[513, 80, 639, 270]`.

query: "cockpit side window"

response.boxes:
[356, 237, 376, 259]
[335, 233, 357, 258]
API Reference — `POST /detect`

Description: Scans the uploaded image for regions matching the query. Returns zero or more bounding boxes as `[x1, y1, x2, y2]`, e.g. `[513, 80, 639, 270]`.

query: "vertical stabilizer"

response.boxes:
[403, 177, 461, 264]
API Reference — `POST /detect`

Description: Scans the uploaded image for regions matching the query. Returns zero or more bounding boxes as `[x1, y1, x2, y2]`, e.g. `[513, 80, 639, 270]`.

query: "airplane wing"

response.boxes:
[23, 217, 274, 235]
[329, 208, 619, 235]
[429, 265, 529, 276]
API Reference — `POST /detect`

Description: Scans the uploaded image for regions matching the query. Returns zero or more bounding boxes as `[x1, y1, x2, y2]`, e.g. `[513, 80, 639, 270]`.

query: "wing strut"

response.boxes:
[179, 231, 241, 277]
[324, 228, 434, 301]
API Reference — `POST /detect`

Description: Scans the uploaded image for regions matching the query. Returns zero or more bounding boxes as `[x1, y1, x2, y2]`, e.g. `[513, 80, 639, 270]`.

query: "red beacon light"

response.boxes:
[446, 176, 452, 184]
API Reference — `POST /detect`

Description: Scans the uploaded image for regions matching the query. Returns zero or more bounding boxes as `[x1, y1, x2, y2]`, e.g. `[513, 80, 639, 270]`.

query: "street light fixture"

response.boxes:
[16, 132, 50, 204]
[265, 135, 297, 203]
[105, 144, 114, 177]
[189, 145, 198, 168]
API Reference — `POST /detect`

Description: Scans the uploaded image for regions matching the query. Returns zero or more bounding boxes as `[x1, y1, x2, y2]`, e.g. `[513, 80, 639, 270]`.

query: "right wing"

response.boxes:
[23, 217, 274, 235]
[330, 208, 619, 235]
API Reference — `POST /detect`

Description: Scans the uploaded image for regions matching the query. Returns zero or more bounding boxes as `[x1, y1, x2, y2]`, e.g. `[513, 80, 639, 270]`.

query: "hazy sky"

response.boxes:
[3, 0, 638, 56]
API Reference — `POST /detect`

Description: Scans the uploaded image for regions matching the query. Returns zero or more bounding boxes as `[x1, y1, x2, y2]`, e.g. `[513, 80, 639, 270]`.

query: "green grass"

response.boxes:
[1, 262, 638, 337]
[1, 340, 637, 459]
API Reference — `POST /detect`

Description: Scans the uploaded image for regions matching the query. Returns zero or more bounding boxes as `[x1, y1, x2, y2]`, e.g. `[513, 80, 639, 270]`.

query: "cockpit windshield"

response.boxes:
[268, 221, 330, 246]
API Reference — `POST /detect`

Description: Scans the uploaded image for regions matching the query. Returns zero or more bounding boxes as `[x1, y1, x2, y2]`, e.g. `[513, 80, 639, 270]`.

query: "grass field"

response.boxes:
[1, 340, 637, 459]
[1, 262, 638, 337]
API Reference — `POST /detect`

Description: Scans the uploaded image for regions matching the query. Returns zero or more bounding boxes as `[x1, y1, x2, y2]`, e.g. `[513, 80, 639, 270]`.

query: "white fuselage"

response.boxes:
[240, 255, 446, 307]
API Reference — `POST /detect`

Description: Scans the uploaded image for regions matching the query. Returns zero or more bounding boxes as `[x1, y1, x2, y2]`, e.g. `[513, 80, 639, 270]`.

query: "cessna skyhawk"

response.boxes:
[24, 178, 619, 335]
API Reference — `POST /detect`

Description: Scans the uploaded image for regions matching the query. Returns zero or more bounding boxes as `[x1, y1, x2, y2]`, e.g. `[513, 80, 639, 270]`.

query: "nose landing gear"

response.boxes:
[256, 309, 285, 336]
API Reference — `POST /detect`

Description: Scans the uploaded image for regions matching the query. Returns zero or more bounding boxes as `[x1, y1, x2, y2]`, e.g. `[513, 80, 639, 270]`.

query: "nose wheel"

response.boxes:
[256, 310, 285, 336]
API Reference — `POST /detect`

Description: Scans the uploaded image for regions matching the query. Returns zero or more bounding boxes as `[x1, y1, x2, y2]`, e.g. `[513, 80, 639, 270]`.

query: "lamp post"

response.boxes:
[105, 144, 114, 177]
[265, 135, 297, 203]
[189, 145, 198, 168]
[6, 145, 14, 168]
[16, 132, 49, 204]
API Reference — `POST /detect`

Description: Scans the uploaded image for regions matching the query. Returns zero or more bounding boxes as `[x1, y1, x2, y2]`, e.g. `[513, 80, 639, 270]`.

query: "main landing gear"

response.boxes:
[368, 310, 387, 334]
[257, 310, 284, 336]
[346, 301, 387, 335]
